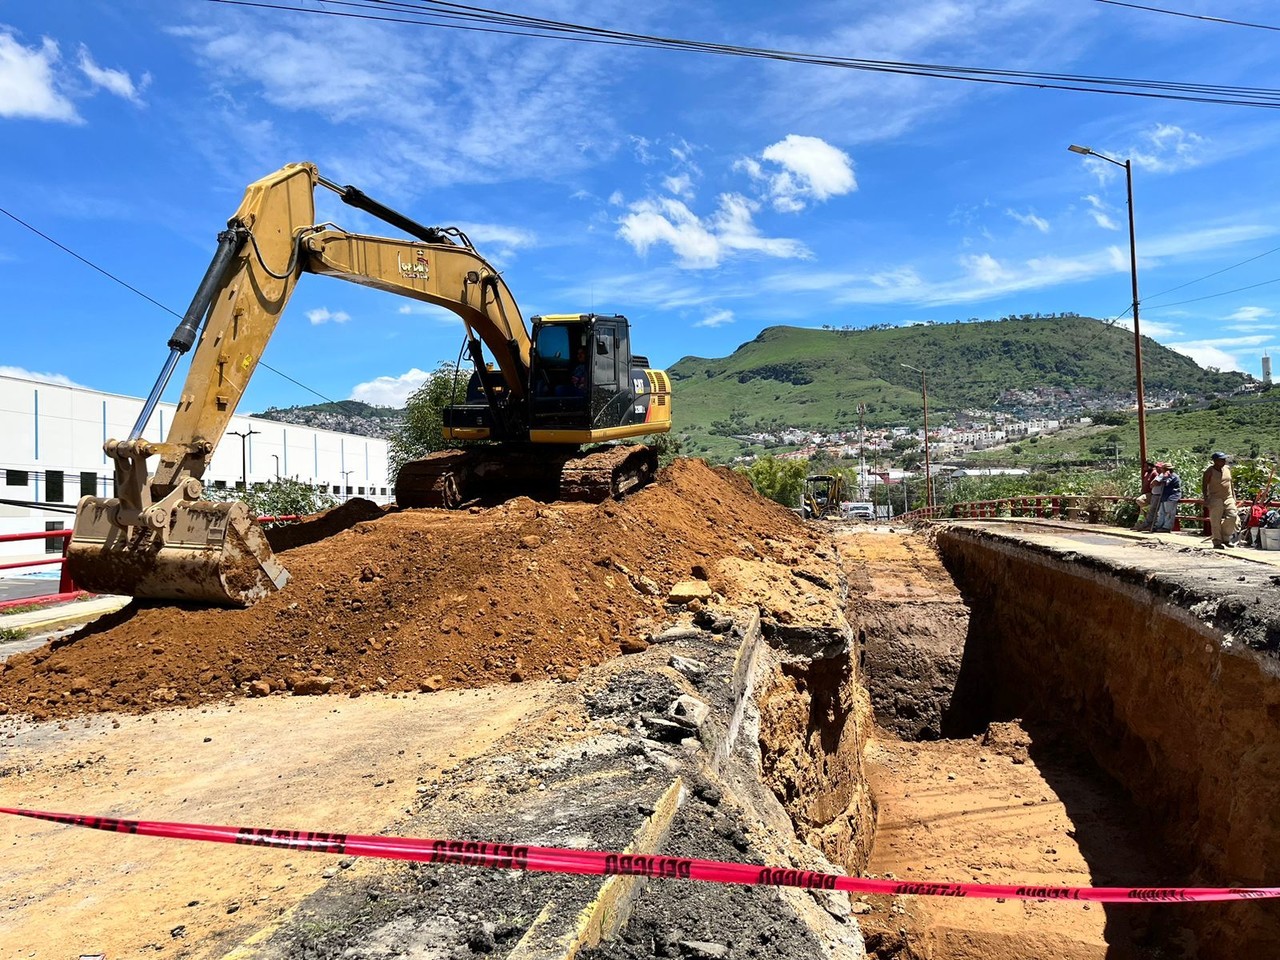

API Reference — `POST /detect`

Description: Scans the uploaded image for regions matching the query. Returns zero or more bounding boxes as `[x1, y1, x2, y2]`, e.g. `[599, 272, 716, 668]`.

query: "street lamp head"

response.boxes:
[900, 362, 922, 373]
[1067, 144, 1092, 156]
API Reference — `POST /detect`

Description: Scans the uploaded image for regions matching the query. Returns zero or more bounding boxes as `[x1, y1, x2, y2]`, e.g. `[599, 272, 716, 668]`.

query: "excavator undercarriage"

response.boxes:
[395, 443, 659, 509]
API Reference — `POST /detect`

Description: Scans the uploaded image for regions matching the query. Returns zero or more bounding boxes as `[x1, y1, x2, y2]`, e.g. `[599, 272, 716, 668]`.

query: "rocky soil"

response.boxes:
[0, 459, 822, 721]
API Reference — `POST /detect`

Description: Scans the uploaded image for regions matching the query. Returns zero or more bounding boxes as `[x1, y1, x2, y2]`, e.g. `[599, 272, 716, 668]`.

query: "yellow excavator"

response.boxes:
[66, 162, 672, 607]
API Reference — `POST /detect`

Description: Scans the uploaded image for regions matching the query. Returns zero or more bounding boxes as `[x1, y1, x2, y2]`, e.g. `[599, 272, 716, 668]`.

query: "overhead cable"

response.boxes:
[0, 205, 353, 411]
[202, 0, 1280, 108]
[1095, 0, 1280, 33]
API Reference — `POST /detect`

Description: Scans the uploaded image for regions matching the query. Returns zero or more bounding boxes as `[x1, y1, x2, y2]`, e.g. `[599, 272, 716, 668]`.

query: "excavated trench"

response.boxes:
[752, 525, 1280, 960]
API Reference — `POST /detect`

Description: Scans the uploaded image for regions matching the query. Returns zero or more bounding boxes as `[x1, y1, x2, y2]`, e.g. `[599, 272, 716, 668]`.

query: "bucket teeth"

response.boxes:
[66, 498, 289, 607]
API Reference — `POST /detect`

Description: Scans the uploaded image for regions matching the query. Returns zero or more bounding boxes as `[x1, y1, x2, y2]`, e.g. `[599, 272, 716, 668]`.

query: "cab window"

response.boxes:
[535, 325, 573, 369]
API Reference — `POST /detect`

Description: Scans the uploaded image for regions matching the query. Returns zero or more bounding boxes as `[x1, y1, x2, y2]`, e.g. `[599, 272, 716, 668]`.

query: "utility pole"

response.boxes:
[858, 403, 867, 500]
[228, 428, 260, 490]
[900, 364, 932, 507]
[1069, 144, 1147, 468]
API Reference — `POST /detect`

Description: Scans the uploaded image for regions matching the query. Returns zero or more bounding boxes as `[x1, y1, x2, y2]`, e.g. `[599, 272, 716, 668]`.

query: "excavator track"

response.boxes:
[395, 444, 658, 509]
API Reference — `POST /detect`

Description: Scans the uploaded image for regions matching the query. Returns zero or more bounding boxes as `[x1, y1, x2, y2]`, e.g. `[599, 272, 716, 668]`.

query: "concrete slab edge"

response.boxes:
[713, 608, 764, 773]
[507, 775, 688, 960]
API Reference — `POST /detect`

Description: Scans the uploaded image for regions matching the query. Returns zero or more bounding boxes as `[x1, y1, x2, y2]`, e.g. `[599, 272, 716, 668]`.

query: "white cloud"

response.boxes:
[0, 31, 79, 122]
[307, 307, 351, 325]
[451, 222, 537, 264]
[618, 193, 809, 269]
[173, 10, 641, 191]
[960, 253, 1009, 285]
[0, 366, 86, 387]
[663, 174, 695, 199]
[741, 135, 856, 213]
[1006, 209, 1049, 233]
[693, 309, 734, 328]
[348, 368, 433, 406]
[1227, 306, 1275, 325]
[1133, 124, 1209, 174]
[1167, 344, 1244, 372]
[1167, 334, 1272, 373]
[1083, 195, 1118, 231]
[77, 45, 149, 103]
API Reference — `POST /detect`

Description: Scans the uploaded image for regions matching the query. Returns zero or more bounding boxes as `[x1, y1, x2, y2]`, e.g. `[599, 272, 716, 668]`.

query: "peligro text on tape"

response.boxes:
[5, 807, 1278, 904]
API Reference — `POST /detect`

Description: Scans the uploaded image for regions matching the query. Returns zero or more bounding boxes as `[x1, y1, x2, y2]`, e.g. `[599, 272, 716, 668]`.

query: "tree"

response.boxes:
[647, 432, 684, 469]
[206, 476, 337, 523]
[388, 361, 471, 477]
[739, 456, 807, 508]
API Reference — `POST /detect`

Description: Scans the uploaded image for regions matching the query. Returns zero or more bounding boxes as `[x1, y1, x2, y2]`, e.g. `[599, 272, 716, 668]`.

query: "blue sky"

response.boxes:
[2, 0, 1279, 410]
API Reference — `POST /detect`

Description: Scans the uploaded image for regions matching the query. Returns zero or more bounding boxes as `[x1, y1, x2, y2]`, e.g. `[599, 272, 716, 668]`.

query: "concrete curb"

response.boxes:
[0, 594, 129, 635]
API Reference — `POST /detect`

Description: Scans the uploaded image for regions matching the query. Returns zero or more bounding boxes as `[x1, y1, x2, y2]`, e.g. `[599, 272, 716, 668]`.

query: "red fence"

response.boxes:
[0, 529, 83, 612]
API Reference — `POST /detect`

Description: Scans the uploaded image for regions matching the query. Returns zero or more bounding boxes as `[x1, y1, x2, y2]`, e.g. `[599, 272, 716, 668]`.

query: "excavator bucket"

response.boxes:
[65, 498, 289, 607]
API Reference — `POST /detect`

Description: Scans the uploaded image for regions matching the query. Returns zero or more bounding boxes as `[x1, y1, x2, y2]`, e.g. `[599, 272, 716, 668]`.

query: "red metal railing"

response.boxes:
[900, 495, 1280, 534]
[0, 529, 85, 612]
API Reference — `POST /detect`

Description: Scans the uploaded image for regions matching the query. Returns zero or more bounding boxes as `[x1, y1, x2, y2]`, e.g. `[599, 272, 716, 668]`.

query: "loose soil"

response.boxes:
[0, 460, 818, 720]
[0, 684, 554, 958]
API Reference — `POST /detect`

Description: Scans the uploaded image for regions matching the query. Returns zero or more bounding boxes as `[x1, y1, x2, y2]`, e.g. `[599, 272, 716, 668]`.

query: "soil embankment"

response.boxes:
[0, 460, 820, 720]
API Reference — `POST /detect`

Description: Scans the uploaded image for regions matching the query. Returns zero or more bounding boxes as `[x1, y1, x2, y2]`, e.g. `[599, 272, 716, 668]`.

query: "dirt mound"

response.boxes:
[265, 497, 389, 552]
[0, 460, 815, 720]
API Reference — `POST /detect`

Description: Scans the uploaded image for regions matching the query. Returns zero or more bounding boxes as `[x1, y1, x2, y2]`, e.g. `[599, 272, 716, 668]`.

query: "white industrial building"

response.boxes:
[0, 372, 390, 575]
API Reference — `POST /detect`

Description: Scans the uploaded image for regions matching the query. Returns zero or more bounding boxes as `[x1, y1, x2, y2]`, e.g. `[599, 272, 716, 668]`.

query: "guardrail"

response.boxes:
[899, 495, 1280, 535]
[0, 529, 84, 612]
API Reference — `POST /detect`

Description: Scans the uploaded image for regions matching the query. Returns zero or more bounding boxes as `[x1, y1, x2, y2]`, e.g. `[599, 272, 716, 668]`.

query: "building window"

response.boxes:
[6, 469, 28, 487]
[380, 487, 387, 496]
[346, 486, 353, 495]
[358, 486, 366, 495]
[45, 521, 64, 554]
[318, 484, 329, 493]
[235, 480, 245, 491]
[80, 471, 97, 496]
[46, 470, 64, 503]
[213, 480, 227, 490]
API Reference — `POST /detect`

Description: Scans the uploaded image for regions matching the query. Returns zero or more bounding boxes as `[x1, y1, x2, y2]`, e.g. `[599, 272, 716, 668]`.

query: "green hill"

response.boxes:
[668, 317, 1246, 460]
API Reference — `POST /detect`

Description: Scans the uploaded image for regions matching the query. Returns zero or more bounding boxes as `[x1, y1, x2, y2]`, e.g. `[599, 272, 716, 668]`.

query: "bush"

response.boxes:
[206, 475, 337, 523]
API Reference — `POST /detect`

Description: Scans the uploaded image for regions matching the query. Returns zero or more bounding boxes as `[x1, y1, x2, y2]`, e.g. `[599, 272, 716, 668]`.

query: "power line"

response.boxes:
[1095, 0, 1280, 33]
[1145, 275, 1280, 310]
[1142, 243, 1280, 304]
[202, 0, 1280, 108]
[0, 205, 352, 410]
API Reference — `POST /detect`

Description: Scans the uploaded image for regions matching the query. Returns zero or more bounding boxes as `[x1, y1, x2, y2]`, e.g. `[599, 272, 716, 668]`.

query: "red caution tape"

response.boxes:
[4, 807, 1278, 904]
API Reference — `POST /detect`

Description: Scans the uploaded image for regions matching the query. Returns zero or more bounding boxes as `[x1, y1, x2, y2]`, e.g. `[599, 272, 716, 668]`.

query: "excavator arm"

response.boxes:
[67, 162, 534, 605]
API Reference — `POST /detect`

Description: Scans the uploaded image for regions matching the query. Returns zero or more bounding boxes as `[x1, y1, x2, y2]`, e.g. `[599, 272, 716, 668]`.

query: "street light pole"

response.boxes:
[341, 469, 355, 500]
[271, 454, 280, 480]
[1068, 144, 1147, 469]
[900, 363, 932, 508]
[227, 428, 260, 490]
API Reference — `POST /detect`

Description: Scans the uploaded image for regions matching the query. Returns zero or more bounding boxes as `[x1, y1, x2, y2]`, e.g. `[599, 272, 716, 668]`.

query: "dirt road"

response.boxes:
[1, 684, 552, 958]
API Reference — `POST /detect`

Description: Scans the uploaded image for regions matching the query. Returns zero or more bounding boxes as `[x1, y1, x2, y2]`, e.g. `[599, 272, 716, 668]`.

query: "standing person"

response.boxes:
[1136, 461, 1164, 532]
[1202, 452, 1238, 549]
[1155, 464, 1181, 533]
